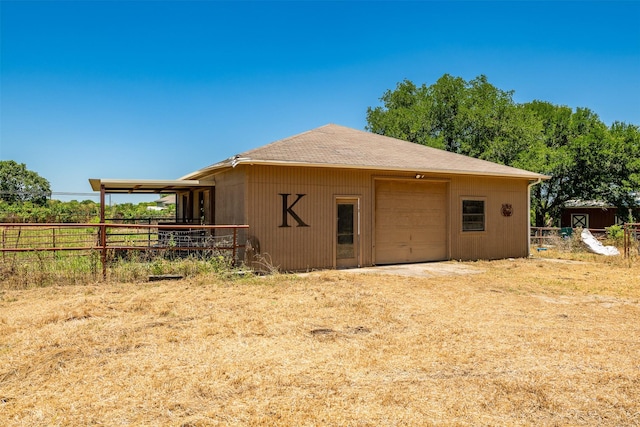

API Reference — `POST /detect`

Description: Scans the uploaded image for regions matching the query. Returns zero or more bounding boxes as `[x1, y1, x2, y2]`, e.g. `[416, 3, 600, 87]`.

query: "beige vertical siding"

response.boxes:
[214, 168, 246, 225]
[202, 165, 532, 271]
[203, 189, 213, 225]
[448, 176, 530, 260]
[244, 165, 373, 271]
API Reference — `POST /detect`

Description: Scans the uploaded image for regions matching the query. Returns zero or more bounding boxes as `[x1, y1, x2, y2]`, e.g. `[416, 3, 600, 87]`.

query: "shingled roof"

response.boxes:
[182, 124, 548, 180]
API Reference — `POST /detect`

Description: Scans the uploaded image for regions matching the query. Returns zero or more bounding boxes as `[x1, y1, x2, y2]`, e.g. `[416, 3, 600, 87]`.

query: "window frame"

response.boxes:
[461, 198, 486, 232]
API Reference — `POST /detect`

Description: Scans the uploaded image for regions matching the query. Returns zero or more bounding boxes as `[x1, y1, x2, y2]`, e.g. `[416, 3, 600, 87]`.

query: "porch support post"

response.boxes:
[100, 184, 106, 224]
[232, 227, 237, 265]
[100, 184, 107, 280]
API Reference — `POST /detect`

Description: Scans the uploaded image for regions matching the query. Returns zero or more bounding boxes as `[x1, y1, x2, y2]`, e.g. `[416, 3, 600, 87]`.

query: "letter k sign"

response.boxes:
[279, 194, 309, 227]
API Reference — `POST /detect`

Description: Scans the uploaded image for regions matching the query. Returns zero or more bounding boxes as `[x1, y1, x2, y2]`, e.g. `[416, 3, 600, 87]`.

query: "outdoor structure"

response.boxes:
[560, 200, 622, 229]
[91, 124, 548, 271]
[173, 124, 549, 270]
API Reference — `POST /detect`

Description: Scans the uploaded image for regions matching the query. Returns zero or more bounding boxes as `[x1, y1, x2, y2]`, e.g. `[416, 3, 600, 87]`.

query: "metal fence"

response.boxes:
[531, 225, 639, 258]
[0, 223, 249, 279]
[530, 227, 605, 246]
[624, 223, 640, 258]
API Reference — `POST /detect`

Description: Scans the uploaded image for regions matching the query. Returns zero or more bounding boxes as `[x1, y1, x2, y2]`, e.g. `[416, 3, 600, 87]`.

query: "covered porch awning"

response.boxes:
[89, 178, 215, 223]
[89, 178, 214, 194]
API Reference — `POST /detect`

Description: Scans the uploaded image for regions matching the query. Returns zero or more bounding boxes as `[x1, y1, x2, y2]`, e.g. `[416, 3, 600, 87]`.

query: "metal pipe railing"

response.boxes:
[0, 223, 249, 279]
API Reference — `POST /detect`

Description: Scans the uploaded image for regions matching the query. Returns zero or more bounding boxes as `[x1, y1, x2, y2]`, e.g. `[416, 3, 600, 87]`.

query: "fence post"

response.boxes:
[101, 223, 107, 280]
[624, 224, 629, 259]
[537, 228, 542, 247]
[232, 227, 238, 265]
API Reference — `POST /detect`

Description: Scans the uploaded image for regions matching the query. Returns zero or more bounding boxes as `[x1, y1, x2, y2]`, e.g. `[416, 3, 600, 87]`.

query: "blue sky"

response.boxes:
[1, 1, 639, 202]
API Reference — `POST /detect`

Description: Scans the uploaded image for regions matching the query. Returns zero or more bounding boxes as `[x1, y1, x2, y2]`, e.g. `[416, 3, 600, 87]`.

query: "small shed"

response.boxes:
[560, 200, 621, 229]
[173, 124, 547, 271]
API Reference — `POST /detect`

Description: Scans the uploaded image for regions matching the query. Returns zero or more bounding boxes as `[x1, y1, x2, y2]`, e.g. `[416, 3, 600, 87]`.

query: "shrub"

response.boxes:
[606, 224, 624, 246]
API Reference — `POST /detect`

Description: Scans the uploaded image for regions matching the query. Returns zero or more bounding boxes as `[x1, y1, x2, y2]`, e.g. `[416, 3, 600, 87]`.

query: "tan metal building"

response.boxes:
[172, 124, 547, 271]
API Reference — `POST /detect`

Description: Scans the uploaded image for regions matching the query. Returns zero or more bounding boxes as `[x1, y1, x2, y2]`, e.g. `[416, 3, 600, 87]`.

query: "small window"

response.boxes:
[462, 200, 485, 232]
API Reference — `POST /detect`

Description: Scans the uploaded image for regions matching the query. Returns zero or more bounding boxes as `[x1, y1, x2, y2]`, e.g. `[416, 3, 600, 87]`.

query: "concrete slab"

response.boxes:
[303, 261, 484, 278]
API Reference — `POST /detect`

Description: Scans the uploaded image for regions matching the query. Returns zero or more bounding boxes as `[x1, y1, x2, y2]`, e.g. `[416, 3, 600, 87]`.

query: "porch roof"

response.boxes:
[89, 178, 214, 194]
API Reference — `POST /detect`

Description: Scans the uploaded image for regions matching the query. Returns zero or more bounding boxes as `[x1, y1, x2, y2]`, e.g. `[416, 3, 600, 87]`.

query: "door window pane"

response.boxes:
[337, 203, 354, 259]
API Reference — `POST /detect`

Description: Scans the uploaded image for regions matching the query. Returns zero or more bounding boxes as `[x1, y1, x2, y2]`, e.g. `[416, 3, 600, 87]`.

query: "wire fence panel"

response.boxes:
[531, 225, 639, 259]
[0, 223, 249, 283]
[530, 227, 610, 246]
[1, 224, 100, 251]
[624, 223, 640, 258]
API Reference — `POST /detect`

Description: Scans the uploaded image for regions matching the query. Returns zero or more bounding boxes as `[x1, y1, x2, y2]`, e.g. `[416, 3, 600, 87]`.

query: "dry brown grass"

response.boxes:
[1, 256, 639, 426]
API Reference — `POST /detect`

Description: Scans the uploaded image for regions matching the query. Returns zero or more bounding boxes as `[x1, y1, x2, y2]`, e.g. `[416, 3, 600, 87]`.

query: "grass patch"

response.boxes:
[0, 251, 237, 289]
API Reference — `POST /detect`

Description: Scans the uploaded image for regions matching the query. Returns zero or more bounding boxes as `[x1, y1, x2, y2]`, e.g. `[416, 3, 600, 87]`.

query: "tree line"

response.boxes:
[0, 160, 176, 223]
[0, 200, 175, 223]
[0, 198, 176, 223]
[366, 74, 640, 226]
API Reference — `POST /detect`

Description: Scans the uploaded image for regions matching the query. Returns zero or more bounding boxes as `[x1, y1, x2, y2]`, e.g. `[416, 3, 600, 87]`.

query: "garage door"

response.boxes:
[375, 180, 447, 264]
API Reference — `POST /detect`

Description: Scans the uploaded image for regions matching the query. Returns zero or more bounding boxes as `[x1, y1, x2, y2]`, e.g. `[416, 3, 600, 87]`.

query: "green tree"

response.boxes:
[366, 76, 640, 226]
[366, 74, 541, 166]
[523, 103, 640, 225]
[366, 79, 436, 148]
[427, 74, 466, 151]
[0, 160, 51, 205]
[461, 76, 542, 168]
[608, 121, 640, 218]
[523, 101, 579, 226]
